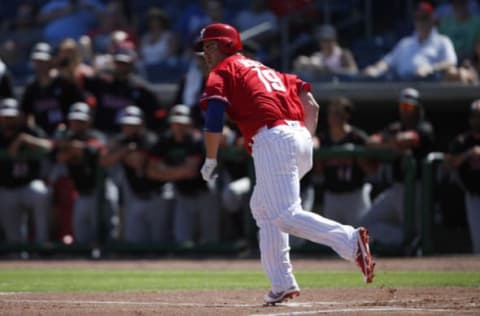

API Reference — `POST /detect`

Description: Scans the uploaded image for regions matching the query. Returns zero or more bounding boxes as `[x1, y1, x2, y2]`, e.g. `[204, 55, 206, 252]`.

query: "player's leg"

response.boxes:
[251, 186, 299, 294]
[123, 184, 149, 243]
[72, 195, 96, 243]
[173, 194, 195, 244]
[0, 188, 22, 242]
[323, 191, 347, 223]
[252, 126, 359, 261]
[146, 194, 172, 242]
[324, 184, 372, 226]
[23, 180, 50, 243]
[361, 183, 404, 245]
[197, 190, 220, 244]
[465, 192, 480, 253]
[258, 220, 299, 292]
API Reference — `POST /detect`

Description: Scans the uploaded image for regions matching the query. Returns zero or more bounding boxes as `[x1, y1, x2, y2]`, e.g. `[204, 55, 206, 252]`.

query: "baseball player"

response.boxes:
[0, 98, 52, 243]
[195, 23, 375, 305]
[99, 106, 165, 243]
[319, 97, 372, 226]
[147, 104, 220, 245]
[447, 100, 480, 253]
[363, 88, 434, 246]
[21, 42, 86, 136]
[84, 48, 164, 135]
[0, 58, 13, 98]
[54, 102, 106, 244]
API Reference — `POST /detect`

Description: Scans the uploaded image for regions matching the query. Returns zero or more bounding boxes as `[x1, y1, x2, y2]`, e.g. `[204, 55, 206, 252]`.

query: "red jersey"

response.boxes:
[200, 54, 310, 153]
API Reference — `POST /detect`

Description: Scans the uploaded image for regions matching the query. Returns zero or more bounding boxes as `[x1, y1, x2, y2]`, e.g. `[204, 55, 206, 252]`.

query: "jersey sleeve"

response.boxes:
[296, 76, 311, 93]
[199, 70, 230, 111]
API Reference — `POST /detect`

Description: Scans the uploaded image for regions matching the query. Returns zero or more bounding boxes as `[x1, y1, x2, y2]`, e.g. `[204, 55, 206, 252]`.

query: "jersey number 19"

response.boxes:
[254, 68, 286, 93]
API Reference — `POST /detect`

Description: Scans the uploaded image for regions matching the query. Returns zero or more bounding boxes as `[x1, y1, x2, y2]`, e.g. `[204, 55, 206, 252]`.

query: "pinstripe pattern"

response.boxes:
[251, 124, 358, 292]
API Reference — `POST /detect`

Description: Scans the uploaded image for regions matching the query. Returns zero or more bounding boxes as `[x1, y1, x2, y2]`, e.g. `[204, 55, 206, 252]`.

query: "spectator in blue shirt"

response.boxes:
[364, 1, 457, 81]
[37, 0, 104, 46]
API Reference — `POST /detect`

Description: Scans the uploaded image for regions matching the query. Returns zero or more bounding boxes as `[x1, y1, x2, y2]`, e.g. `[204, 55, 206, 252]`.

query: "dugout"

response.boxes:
[2, 82, 477, 257]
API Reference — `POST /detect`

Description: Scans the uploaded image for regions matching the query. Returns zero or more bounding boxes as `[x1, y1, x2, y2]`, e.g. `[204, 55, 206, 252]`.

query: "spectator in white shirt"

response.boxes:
[293, 24, 358, 79]
[139, 8, 177, 65]
[364, 1, 457, 81]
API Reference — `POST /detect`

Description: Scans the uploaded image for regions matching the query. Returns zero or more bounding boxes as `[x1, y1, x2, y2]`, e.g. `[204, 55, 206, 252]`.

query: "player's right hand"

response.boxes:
[201, 158, 218, 183]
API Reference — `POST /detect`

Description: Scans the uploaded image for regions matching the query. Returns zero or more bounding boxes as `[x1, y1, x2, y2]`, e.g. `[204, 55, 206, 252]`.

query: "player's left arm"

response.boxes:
[204, 99, 226, 158]
[201, 99, 227, 182]
[299, 90, 319, 136]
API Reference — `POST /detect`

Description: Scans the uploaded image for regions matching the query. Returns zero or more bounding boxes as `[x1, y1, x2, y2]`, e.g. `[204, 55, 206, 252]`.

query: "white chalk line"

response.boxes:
[0, 296, 477, 310]
[0, 295, 474, 307]
[0, 298, 257, 308]
[249, 306, 461, 316]
[1, 298, 475, 316]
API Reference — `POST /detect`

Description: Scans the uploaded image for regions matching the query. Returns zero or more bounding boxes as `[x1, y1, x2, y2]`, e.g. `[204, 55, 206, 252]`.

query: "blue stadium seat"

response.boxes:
[144, 60, 188, 83]
[351, 36, 395, 69]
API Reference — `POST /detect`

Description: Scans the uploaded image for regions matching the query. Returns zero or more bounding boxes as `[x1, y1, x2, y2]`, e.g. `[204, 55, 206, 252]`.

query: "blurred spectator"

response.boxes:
[53, 102, 105, 244]
[293, 25, 358, 80]
[87, 0, 137, 55]
[446, 100, 480, 253]
[139, 7, 178, 66]
[435, 0, 479, 18]
[100, 106, 166, 243]
[174, 53, 209, 129]
[0, 98, 52, 243]
[147, 104, 220, 245]
[90, 30, 136, 75]
[316, 97, 372, 226]
[21, 42, 87, 136]
[364, 2, 457, 81]
[175, 0, 229, 52]
[233, 0, 277, 34]
[445, 37, 480, 83]
[362, 88, 434, 247]
[84, 48, 163, 135]
[0, 1, 42, 66]
[0, 58, 14, 98]
[439, 0, 480, 61]
[37, 0, 105, 46]
[55, 38, 95, 88]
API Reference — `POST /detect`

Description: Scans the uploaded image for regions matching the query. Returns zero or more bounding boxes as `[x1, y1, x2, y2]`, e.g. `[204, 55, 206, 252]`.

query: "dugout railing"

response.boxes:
[291, 145, 418, 256]
[419, 152, 472, 255]
[0, 145, 418, 258]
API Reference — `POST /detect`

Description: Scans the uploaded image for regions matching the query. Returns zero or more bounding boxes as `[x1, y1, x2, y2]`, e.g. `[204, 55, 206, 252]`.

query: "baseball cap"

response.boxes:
[113, 47, 136, 63]
[470, 99, 480, 113]
[0, 98, 20, 117]
[118, 105, 144, 125]
[315, 24, 337, 41]
[399, 88, 420, 106]
[169, 104, 192, 124]
[67, 102, 91, 121]
[415, 1, 435, 19]
[30, 42, 52, 61]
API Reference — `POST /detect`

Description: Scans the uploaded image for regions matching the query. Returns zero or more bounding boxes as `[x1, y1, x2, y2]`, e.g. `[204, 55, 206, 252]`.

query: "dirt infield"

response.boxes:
[0, 256, 479, 315]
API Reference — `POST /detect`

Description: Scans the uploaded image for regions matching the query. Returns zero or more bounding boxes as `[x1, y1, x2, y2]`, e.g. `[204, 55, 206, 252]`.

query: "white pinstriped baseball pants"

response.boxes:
[250, 123, 358, 293]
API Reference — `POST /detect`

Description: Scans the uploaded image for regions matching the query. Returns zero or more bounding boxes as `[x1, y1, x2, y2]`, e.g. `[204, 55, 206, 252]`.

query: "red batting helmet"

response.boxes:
[194, 23, 242, 55]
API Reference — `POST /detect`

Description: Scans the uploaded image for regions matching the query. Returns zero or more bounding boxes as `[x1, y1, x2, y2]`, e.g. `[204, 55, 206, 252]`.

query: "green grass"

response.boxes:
[0, 269, 478, 292]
